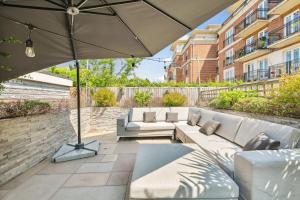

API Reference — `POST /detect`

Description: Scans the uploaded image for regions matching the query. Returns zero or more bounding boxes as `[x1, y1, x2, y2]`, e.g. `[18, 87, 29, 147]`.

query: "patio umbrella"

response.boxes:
[0, 0, 236, 161]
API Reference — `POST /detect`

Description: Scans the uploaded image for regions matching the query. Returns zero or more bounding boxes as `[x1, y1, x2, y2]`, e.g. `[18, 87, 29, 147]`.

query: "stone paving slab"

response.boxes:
[107, 172, 130, 186]
[76, 162, 114, 173]
[64, 173, 110, 187]
[3, 174, 70, 200]
[50, 186, 126, 200]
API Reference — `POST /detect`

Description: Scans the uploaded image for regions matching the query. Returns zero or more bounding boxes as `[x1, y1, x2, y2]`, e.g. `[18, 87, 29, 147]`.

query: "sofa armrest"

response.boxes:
[234, 149, 300, 200]
[117, 113, 129, 136]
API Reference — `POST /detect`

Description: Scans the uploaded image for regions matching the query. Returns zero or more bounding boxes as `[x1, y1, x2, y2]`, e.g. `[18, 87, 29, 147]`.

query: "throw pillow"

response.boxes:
[243, 132, 281, 151]
[187, 113, 201, 126]
[200, 120, 221, 135]
[143, 112, 156, 123]
[166, 112, 178, 123]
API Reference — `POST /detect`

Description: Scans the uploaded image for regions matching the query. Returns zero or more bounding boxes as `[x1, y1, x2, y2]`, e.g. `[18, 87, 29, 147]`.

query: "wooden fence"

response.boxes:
[80, 87, 224, 107]
[199, 79, 280, 102]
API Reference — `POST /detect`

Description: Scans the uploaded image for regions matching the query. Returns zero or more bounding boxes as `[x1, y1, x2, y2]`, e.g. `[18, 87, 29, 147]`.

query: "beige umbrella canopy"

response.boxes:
[0, 0, 236, 81]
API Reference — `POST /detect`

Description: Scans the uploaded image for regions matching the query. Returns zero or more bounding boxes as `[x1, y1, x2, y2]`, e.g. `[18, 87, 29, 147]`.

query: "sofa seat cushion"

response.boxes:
[126, 122, 175, 131]
[177, 126, 242, 178]
[130, 144, 239, 200]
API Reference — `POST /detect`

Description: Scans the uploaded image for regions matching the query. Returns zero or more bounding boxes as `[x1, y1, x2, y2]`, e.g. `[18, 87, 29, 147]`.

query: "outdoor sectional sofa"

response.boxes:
[117, 107, 300, 200]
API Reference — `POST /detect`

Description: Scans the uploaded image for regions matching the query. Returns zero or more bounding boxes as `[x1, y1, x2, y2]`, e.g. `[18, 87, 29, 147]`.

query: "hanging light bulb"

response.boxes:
[25, 26, 35, 58]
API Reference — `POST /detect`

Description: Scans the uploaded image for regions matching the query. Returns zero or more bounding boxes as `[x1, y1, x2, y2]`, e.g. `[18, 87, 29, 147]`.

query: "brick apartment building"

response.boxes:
[219, 0, 300, 82]
[166, 25, 220, 83]
[168, 0, 300, 83]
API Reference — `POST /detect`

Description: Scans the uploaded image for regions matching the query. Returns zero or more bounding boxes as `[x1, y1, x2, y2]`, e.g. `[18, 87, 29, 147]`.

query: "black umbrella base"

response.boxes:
[52, 140, 100, 163]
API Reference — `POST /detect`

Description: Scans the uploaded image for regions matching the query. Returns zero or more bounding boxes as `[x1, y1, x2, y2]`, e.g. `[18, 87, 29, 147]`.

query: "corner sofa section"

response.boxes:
[118, 107, 300, 200]
[117, 107, 190, 139]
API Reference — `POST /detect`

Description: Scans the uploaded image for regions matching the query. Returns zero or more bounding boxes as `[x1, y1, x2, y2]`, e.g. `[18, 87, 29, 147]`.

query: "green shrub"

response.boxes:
[0, 100, 51, 119]
[232, 97, 272, 114]
[209, 90, 257, 109]
[274, 72, 300, 108]
[133, 91, 152, 107]
[162, 92, 186, 107]
[92, 88, 116, 107]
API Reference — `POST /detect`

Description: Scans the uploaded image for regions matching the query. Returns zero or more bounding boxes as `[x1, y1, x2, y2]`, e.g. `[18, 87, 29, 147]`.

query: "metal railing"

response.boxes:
[235, 37, 268, 59]
[243, 69, 270, 82]
[235, 8, 269, 35]
[268, 17, 300, 45]
[269, 61, 300, 78]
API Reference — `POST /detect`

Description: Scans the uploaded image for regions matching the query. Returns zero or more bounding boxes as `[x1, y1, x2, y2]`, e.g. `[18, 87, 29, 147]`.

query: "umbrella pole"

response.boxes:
[75, 60, 83, 149]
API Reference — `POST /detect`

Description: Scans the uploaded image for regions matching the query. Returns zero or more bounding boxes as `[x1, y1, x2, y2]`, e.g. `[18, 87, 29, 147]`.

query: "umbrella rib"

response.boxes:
[100, 0, 152, 56]
[44, 0, 66, 8]
[81, 11, 116, 16]
[80, 0, 141, 11]
[142, 0, 192, 31]
[77, 0, 89, 8]
[0, 2, 66, 12]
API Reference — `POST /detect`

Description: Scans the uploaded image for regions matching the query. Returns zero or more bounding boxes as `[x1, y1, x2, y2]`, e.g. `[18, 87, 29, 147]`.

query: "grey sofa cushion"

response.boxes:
[170, 107, 189, 121]
[197, 109, 217, 126]
[200, 120, 221, 135]
[166, 112, 178, 122]
[187, 113, 201, 126]
[129, 108, 150, 122]
[126, 122, 175, 131]
[213, 113, 243, 142]
[235, 118, 300, 148]
[143, 112, 156, 123]
[243, 132, 281, 151]
[130, 144, 239, 199]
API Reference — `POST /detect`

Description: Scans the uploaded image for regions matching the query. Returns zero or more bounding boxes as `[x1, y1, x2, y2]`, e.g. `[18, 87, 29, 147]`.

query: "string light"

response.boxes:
[25, 25, 35, 58]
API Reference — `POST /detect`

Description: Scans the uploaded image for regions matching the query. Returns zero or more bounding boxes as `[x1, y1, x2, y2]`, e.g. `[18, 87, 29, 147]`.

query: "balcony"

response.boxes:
[268, 18, 300, 48]
[235, 37, 270, 62]
[269, 60, 300, 78]
[243, 69, 270, 82]
[235, 9, 269, 38]
[268, 0, 300, 15]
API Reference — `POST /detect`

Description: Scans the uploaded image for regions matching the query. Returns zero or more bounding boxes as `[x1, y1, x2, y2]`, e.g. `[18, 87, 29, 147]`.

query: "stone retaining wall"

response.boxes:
[0, 112, 76, 185]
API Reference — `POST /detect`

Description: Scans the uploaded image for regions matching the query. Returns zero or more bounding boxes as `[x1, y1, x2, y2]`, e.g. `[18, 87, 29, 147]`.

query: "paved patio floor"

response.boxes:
[0, 130, 176, 200]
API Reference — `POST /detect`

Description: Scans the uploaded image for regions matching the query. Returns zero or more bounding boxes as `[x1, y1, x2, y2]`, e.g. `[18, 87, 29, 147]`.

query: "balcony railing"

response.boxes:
[268, 17, 300, 46]
[235, 37, 268, 60]
[223, 35, 234, 47]
[269, 60, 300, 78]
[235, 8, 269, 35]
[243, 61, 300, 82]
[243, 69, 270, 82]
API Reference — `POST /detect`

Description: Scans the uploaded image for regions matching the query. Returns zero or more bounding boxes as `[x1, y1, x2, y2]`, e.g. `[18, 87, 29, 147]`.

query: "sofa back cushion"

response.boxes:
[129, 108, 150, 122]
[170, 107, 189, 121]
[149, 107, 171, 121]
[197, 109, 216, 127]
[213, 113, 243, 142]
[234, 118, 300, 149]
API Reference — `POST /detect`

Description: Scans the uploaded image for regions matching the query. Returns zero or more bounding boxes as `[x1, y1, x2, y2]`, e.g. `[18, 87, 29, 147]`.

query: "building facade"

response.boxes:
[218, 0, 300, 82]
[167, 25, 220, 83]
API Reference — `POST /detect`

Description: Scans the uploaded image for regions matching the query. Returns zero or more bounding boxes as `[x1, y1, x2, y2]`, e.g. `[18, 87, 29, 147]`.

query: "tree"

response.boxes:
[0, 37, 22, 93]
[119, 58, 143, 83]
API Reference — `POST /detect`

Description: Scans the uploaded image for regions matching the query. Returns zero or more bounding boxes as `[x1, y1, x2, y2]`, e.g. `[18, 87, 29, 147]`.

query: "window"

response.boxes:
[246, 63, 255, 81]
[246, 36, 254, 53]
[284, 10, 299, 37]
[285, 48, 300, 74]
[245, 10, 254, 26]
[225, 27, 234, 46]
[258, 30, 268, 48]
[224, 67, 235, 82]
[225, 48, 234, 65]
[259, 59, 268, 79]
[258, 0, 268, 19]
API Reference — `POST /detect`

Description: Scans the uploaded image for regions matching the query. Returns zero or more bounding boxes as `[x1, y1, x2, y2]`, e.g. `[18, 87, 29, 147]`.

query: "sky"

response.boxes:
[135, 9, 231, 82]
